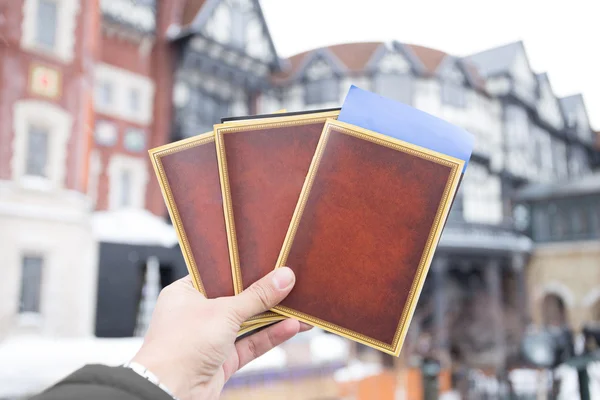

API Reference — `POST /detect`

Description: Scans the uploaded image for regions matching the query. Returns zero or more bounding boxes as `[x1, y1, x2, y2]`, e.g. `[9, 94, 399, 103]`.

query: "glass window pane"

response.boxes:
[130, 89, 140, 113]
[19, 256, 43, 313]
[26, 126, 49, 177]
[120, 170, 132, 208]
[442, 82, 466, 108]
[124, 128, 146, 152]
[36, 0, 57, 49]
[305, 79, 338, 106]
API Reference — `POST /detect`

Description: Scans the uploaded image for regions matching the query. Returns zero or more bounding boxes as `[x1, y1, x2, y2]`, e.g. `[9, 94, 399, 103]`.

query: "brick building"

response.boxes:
[0, 0, 185, 338]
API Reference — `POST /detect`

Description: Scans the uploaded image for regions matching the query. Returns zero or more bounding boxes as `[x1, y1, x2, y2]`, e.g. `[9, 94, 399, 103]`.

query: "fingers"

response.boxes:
[227, 267, 295, 324]
[175, 274, 196, 289]
[234, 319, 301, 373]
[165, 275, 206, 298]
[299, 322, 313, 332]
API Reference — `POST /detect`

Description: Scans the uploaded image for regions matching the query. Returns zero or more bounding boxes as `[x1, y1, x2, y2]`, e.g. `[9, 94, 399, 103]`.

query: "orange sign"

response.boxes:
[29, 64, 61, 99]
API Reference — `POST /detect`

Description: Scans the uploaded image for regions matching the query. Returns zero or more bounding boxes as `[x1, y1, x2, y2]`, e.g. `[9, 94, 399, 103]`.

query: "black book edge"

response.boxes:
[221, 107, 341, 123]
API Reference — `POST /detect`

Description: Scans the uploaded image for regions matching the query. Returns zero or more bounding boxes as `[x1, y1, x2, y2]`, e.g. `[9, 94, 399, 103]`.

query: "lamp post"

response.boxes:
[421, 357, 441, 400]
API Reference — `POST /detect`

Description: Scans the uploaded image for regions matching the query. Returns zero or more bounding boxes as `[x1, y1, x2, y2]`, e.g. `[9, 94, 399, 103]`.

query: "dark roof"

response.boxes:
[515, 172, 600, 201]
[465, 41, 523, 78]
[559, 93, 584, 116]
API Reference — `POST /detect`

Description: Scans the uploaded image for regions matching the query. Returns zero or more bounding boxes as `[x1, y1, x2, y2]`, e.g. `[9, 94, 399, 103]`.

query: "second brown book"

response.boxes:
[215, 109, 340, 323]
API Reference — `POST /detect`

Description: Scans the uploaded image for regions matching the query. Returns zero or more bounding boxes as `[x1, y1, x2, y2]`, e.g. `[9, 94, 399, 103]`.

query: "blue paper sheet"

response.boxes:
[338, 86, 474, 172]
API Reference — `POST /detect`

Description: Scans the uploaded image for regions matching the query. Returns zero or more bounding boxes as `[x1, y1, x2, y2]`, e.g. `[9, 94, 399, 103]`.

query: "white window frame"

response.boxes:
[20, 0, 80, 63]
[107, 155, 148, 210]
[94, 64, 155, 125]
[11, 100, 72, 189]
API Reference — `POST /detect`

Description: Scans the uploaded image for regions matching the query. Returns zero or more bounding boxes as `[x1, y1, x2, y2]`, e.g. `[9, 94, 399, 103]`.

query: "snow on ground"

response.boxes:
[0, 335, 143, 398]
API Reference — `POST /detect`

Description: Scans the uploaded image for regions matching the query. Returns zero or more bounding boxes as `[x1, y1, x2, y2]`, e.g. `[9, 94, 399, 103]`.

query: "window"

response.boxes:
[36, 0, 58, 49]
[549, 203, 569, 240]
[19, 256, 43, 314]
[25, 126, 49, 177]
[571, 205, 590, 238]
[94, 120, 118, 146]
[124, 128, 146, 152]
[119, 170, 132, 208]
[305, 78, 339, 106]
[507, 106, 529, 142]
[21, 0, 79, 62]
[532, 206, 550, 242]
[375, 73, 412, 105]
[441, 82, 466, 108]
[13, 100, 71, 186]
[96, 81, 113, 108]
[94, 64, 155, 124]
[462, 163, 503, 224]
[182, 90, 229, 137]
[129, 88, 140, 113]
[108, 155, 148, 210]
[593, 205, 600, 237]
[553, 140, 568, 180]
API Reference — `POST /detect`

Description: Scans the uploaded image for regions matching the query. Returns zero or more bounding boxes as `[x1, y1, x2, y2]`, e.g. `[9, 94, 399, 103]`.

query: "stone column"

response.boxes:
[484, 259, 506, 371]
[432, 256, 449, 359]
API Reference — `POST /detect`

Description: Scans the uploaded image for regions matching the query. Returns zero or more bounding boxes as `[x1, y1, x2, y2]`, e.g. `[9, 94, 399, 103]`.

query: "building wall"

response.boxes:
[528, 240, 600, 330]
[0, 0, 99, 338]
[0, 183, 98, 337]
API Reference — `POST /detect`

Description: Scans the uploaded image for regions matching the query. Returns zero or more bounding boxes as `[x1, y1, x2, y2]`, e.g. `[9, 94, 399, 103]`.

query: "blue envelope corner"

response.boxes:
[338, 85, 474, 172]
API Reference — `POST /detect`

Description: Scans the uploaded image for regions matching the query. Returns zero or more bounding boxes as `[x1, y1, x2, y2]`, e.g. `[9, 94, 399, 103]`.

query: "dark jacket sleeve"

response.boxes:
[30, 364, 174, 400]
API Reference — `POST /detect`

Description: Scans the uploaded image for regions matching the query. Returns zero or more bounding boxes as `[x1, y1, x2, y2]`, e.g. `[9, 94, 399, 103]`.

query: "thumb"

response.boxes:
[228, 267, 295, 324]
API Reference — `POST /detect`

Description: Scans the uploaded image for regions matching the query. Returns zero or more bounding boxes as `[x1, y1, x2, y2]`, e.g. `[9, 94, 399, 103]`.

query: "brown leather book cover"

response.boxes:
[214, 110, 340, 323]
[150, 132, 233, 299]
[149, 113, 291, 327]
[272, 119, 464, 356]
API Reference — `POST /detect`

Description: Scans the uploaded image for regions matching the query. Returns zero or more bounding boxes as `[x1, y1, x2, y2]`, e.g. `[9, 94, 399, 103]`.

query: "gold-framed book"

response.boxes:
[271, 119, 464, 356]
[214, 110, 340, 323]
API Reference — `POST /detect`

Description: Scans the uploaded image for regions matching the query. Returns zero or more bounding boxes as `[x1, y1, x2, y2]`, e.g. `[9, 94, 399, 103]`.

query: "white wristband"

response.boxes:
[123, 361, 181, 400]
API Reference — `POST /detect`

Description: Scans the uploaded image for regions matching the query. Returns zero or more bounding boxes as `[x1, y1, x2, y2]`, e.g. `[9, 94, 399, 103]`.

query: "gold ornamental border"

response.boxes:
[149, 131, 215, 295]
[149, 131, 287, 326]
[213, 110, 341, 296]
[272, 119, 465, 356]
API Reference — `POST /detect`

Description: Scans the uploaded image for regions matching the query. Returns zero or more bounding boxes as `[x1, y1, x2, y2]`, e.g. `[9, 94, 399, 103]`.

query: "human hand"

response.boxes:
[131, 267, 309, 400]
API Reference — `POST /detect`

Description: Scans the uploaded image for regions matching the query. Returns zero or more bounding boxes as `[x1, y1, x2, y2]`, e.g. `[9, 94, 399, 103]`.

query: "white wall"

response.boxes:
[0, 181, 98, 338]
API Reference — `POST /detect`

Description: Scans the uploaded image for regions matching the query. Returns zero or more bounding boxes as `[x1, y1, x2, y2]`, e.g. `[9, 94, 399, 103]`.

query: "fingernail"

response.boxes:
[299, 322, 313, 332]
[272, 267, 295, 290]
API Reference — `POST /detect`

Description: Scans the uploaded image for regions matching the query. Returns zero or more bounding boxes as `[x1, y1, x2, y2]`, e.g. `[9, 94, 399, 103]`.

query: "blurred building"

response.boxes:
[516, 174, 600, 332]
[0, 0, 599, 398]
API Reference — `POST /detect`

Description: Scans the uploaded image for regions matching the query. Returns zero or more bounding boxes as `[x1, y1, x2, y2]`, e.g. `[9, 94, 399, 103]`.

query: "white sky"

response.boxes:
[261, 0, 599, 131]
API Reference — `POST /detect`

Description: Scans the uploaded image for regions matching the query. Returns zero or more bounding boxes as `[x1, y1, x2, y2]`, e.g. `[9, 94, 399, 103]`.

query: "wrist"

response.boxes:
[130, 351, 201, 400]
[123, 361, 181, 400]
